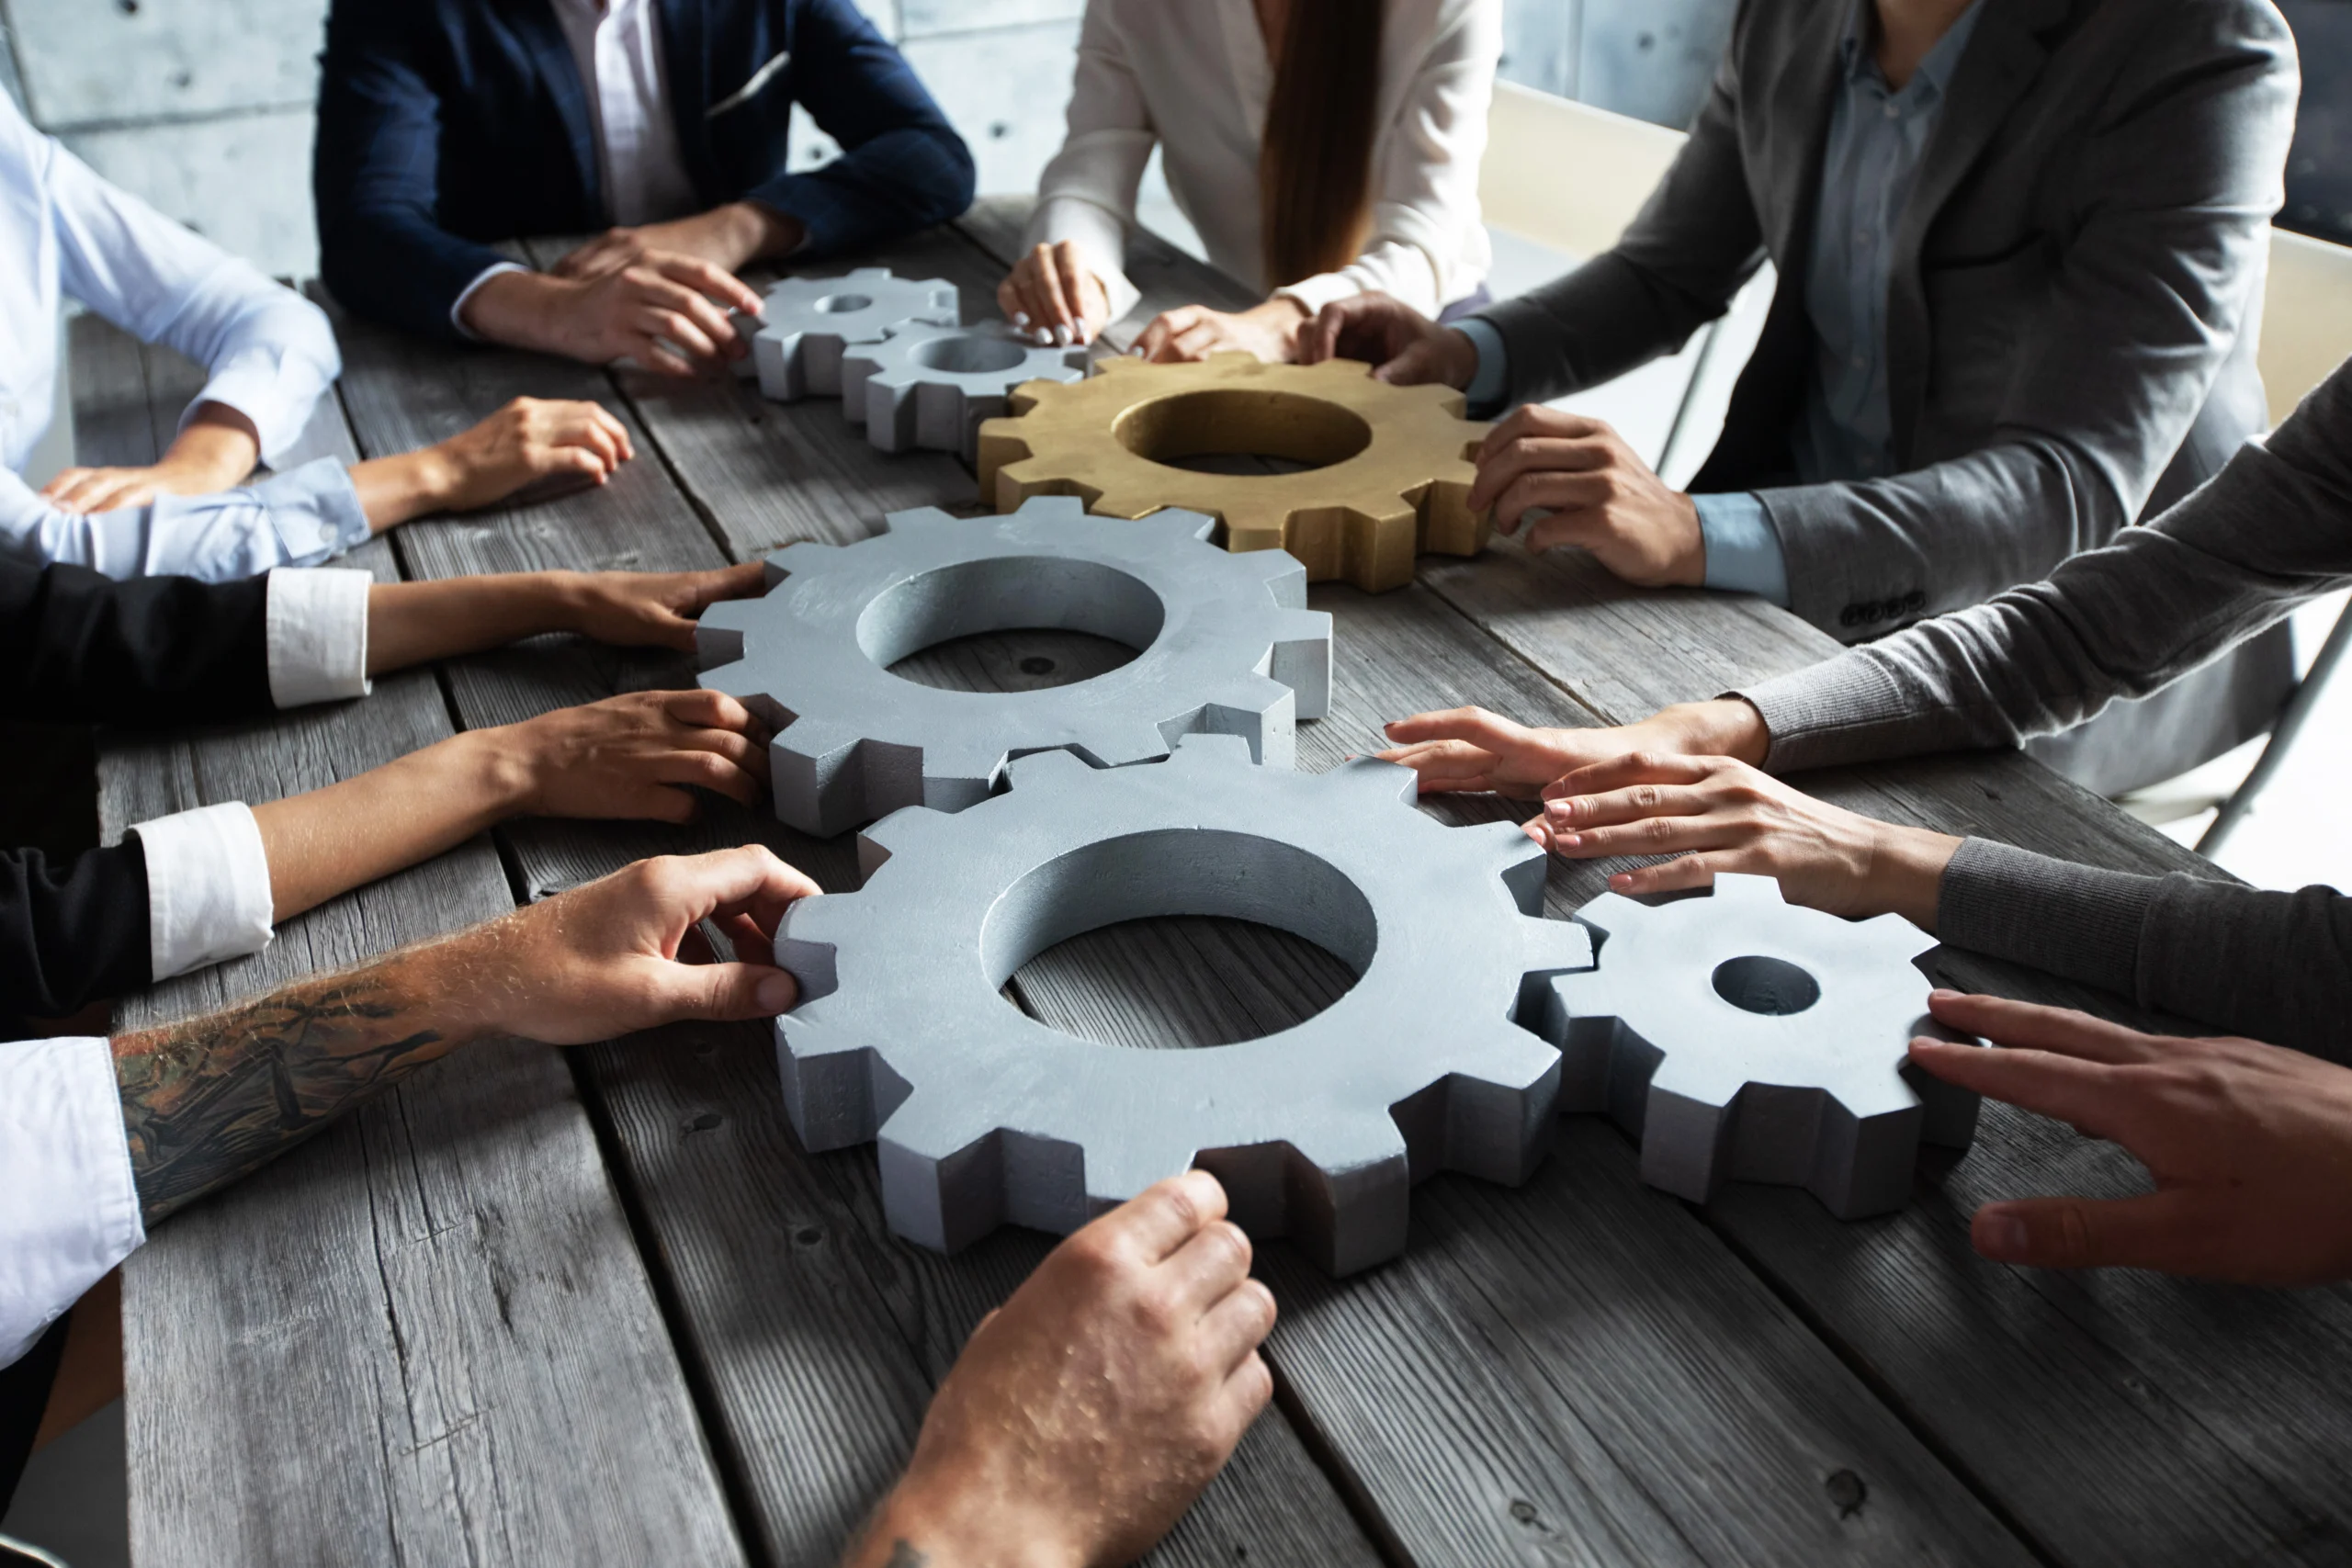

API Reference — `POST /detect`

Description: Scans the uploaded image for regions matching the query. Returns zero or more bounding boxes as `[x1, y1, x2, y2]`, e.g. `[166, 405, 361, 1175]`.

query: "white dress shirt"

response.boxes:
[1026, 0, 1498, 324]
[0, 91, 362, 581]
[0, 567, 372, 1368]
[451, 0, 702, 333]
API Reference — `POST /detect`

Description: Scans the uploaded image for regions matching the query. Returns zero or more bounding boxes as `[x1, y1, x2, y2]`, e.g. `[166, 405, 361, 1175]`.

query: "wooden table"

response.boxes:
[85, 200, 2352, 1567]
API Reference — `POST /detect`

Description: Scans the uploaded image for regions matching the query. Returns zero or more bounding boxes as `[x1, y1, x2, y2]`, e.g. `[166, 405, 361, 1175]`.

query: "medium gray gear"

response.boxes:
[751, 267, 960, 401]
[772, 733, 1595, 1275]
[1543, 874, 1984, 1217]
[841, 321, 1089, 458]
[695, 496, 1333, 837]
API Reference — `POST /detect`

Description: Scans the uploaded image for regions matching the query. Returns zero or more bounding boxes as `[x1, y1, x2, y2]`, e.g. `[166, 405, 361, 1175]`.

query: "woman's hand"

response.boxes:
[40, 402, 261, 514]
[1530, 751, 1958, 926]
[1909, 991, 2352, 1284]
[1299, 293, 1478, 387]
[1375, 700, 1770, 798]
[1000, 240, 1114, 346]
[557, 563, 771, 651]
[495, 689, 771, 825]
[352, 398, 637, 528]
[1134, 299, 1311, 363]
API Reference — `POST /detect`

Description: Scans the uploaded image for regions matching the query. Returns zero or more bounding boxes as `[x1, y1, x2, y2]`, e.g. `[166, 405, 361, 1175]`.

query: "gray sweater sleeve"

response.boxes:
[1741, 357, 2352, 773]
[1938, 840, 2352, 1062]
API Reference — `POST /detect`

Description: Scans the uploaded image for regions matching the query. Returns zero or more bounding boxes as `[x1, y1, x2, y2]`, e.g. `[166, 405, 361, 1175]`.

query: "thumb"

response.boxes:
[651, 960, 801, 1024]
[1972, 1191, 2199, 1273]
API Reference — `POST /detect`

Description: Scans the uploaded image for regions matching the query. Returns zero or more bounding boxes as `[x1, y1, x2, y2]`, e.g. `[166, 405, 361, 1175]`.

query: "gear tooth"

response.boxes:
[1250, 546, 1310, 605]
[848, 265, 892, 281]
[1091, 353, 1144, 376]
[1525, 914, 1597, 974]
[1329, 753, 1417, 807]
[880, 503, 959, 536]
[1568, 889, 1648, 944]
[1166, 731, 1257, 770]
[1004, 747, 1099, 790]
[694, 597, 762, 635]
[1709, 872, 1785, 909]
[856, 804, 947, 867]
[1084, 725, 1179, 768]
[1006, 493, 1091, 527]
[1147, 506, 1218, 546]
[1854, 909, 1939, 965]
[698, 656, 762, 697]
[922, 738, 1012, 797]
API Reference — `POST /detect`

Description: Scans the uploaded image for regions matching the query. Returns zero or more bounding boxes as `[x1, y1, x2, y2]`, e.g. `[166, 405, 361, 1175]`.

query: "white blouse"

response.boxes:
[1025, 0, 1499, 324]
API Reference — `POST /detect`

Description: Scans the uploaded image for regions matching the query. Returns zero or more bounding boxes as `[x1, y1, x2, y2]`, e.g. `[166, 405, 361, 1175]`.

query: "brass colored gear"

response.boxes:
[976, 354, 1488, 592]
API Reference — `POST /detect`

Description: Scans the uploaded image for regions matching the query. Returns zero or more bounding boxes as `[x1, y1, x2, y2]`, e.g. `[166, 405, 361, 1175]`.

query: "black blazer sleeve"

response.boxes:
[0, 561, 273, 727]
[0, 839, 151, 1040]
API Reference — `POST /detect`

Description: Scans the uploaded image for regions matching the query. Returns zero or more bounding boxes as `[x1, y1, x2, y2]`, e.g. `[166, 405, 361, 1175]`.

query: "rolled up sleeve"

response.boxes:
[0, 1036, 143, 1370]
[130, 802, 275, 981]
[0, 458, 371, 583]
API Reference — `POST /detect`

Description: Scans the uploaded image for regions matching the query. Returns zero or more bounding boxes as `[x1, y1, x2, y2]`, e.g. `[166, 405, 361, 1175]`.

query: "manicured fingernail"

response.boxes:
[1929, 987, 1962, 1002]
[1054, 325, 1073, 347]
[1556, 832, 1582, 849]
[1979, 1213, 2029, 1260]
[755, 972, 798, 1014]
[1546, 798, 1575, 818]
[1128, 344, 1145, 356]
[1609, 873, 1635, 889]
[1012, 310, 1031, 327]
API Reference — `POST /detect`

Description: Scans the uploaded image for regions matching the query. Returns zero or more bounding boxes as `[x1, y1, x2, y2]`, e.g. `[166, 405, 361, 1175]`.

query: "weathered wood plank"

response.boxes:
[322, 287, 1382, 1565]
[77, 321, 749, 1566]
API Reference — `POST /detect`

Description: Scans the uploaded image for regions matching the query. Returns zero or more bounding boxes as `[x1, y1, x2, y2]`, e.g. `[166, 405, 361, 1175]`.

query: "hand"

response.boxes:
[557, 562, 770, 652]
[1529, 751, 1959, 926]
[392, 398, 637, 520]
[1474, 407, 1704, 586]
[444, 845, 820, 1044]
[1908, 991, 2352, 1284]
[492, 689, 771, 826]
[1299, 292, 1478, 387]
[848, 1171, 1276, 1568]
[999, 240, 1114, 346]
[40, 402, 260, 513]
[553, 203, 804, 281]
[462, 254, 763, 376]
[1376, 699, 1769, 798]
[1134, 299, 1310, 363]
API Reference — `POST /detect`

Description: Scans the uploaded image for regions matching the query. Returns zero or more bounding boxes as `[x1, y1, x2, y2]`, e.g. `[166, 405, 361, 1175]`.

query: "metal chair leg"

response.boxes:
[2199, 602, 2352, 856]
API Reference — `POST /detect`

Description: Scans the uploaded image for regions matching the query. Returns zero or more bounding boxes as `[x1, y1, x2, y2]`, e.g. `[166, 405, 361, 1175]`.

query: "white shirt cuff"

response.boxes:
[450, 262, 530, 340]
[266, 568, 373, 708]
[131, 802, 276, 982]
[0, 1035, 144, 1370]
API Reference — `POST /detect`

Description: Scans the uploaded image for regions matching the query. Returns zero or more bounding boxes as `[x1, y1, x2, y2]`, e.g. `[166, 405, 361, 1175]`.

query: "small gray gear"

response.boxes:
[695, 495, 1333, 837]
[773, 733, 1595, 1275]
[1544, 874, 1984, 1217]
[842, 321, 1089, 458]
[751, 267, 960, 401]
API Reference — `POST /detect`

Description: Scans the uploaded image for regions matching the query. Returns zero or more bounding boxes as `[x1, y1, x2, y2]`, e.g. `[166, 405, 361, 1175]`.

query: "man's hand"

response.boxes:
[40, 402, 261, 513]
[1299, 292, 1478, 387]
[449, 845, 819, 1045]
[1000, 240, 1114, 346]
[1134, 299, 1310, 363]
[1376, 699, 1770, 798]
[553, 202, 805, 281]
[1528, 751, 1959, 926]
[1909, 992, 2352, 1285]
[847, 1171, 1276, 1568]
[1474, 407, 1704, 586]
[460, 255, 763, 377]
[491, 689, 771, 826]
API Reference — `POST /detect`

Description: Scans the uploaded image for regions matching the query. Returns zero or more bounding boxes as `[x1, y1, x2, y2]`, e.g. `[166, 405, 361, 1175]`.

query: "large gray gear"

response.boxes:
[841, 321, 1089, 458]
[1543, 874, 1984, 1217]
[751, 267, 960, 401]
[773, 733, 1595, 1275]
[695, 496, 1333, 837]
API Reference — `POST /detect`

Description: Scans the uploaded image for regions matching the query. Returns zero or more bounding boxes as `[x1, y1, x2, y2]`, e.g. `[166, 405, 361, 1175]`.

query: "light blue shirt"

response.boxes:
[0, 89, 360, 580]
[1459, 1, 1983, 606]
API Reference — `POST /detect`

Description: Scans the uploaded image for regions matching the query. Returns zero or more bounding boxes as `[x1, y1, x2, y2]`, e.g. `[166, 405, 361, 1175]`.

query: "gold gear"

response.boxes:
[976, 354, 1488, 593]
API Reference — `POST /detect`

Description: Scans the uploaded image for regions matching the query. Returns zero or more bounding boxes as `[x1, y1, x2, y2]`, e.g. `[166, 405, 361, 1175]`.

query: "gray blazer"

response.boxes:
[1477, 0, 2301, 791]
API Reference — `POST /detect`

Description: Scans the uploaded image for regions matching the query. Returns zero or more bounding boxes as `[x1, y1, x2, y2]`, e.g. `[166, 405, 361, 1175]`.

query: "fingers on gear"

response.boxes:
[750, 267, 960, 400]
[695, 495, 1334, 837]
[976, 353, 1487, 592]
[772, 732, 1595, 1275]
[1544, 874, 1985, 1217]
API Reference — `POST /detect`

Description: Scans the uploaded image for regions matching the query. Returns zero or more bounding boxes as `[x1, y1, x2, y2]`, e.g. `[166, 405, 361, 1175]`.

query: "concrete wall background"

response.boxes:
[0, 0, 1736, 281]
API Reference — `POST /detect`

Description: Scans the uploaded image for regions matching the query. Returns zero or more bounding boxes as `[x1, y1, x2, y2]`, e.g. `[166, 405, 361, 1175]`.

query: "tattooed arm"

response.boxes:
[838, 1173, 1276, 1568]
[111, 846, 817, 1225]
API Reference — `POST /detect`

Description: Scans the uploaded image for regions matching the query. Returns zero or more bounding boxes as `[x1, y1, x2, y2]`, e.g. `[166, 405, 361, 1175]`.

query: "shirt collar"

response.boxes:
[1838, 0, 1987, 96]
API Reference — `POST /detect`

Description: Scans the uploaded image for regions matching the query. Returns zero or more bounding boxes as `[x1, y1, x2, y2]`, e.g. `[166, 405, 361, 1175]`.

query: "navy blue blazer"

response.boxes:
[314, 0, 977, 341]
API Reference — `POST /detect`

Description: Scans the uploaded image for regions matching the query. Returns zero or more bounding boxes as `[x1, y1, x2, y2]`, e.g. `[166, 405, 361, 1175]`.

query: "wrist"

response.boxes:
[1441, 327, 1479, 390]
[348, 447, 458, 530]
[1649, 699, 1770, 765]
[1865, 824, 1962, 931]
[164, 406, 263, 489]
[1256, 295, 1312, 355]
[729, 200, 803, 265]
[852, 1467, 1083, 1568]
[453, 724, 543, 819]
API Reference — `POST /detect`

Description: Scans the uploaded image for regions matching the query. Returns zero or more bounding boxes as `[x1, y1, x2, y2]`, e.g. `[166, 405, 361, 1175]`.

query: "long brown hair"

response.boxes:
[1258, 0, 1384, 288]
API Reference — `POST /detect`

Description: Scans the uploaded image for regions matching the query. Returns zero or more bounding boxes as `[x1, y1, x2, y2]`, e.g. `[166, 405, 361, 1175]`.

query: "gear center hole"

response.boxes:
[910, 334, 1028, 374]
[866, 556, 1160, 692]
[994, 829, 1373, 1049]
[1712, 955, 1821, 1016]
[815, 292, 875, 314]
[1115, 389, 1373, 476]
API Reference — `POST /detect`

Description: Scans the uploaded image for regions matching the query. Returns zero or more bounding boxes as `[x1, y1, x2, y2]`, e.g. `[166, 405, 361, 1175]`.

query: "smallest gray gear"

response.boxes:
[751, 267, 960, 401]
[842, 321, 1090, 459]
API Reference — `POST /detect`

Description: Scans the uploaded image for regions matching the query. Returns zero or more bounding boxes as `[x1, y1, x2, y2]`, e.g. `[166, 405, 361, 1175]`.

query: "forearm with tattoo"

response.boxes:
[113, 952, 478, 1225]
